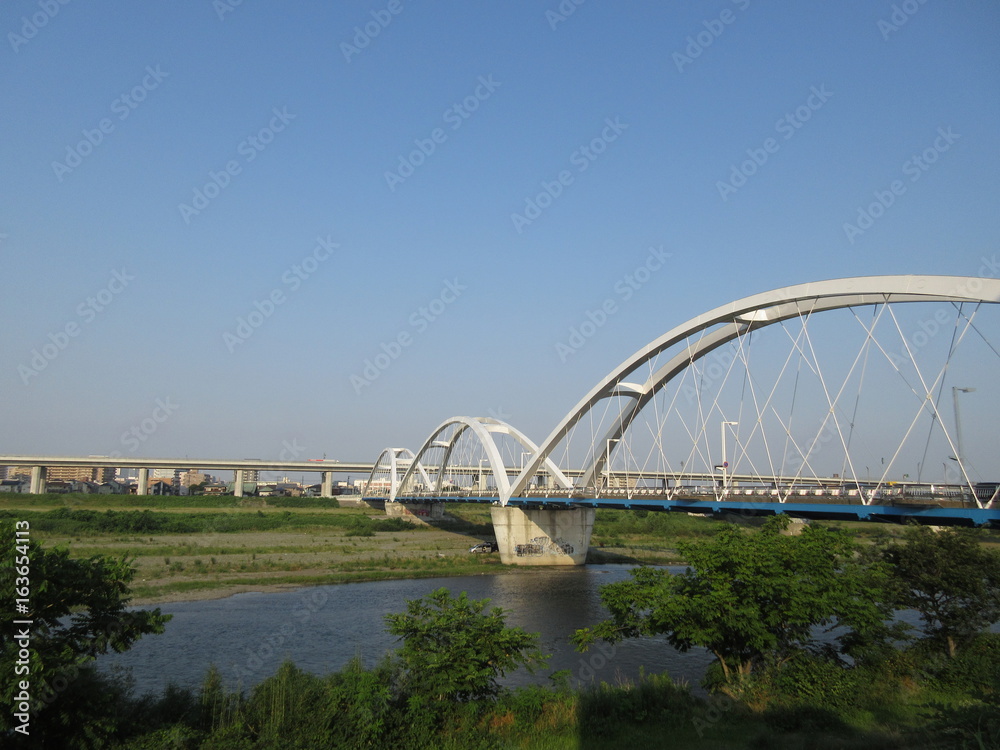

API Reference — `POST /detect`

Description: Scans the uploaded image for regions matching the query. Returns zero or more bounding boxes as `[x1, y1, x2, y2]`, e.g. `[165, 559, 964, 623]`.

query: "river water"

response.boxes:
[98, 565, 716, 697]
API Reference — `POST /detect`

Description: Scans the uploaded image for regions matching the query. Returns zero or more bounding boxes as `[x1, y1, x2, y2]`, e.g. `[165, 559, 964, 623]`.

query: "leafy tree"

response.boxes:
[573, 517, 894, 696]
[384, 587, 545, 702]
[0, 521, 170, 746]
[879, 525, 1000, 657]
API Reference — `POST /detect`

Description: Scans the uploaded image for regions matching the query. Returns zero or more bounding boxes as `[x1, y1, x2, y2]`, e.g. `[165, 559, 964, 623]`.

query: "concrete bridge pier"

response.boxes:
[137, 468, 149, 496]
[321, 471, 333, 499]
[29, 466, 46, 495]
[490, 506, 595, 566]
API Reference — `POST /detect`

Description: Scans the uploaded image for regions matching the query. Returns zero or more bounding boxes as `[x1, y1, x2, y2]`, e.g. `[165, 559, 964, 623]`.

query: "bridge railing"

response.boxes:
[390, 482, 985, 509]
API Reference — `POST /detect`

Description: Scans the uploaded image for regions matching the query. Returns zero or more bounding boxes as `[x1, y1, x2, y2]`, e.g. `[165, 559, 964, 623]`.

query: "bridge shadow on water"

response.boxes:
[584, 548, 644, 565]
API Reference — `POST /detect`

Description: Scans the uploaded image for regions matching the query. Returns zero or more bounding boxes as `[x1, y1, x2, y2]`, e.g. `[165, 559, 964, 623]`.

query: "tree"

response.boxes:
[384, 587, 545, 702]
[0, 521, 170, 745]
[573, 517, 894, 696]
[879, 524, 1000, 658]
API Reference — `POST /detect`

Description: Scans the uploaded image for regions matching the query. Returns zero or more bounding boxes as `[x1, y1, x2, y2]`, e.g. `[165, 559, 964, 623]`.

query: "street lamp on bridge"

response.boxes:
[950, 386, 975, 474]
[720, 421, 739, 494]
[477, 458, 487, 493]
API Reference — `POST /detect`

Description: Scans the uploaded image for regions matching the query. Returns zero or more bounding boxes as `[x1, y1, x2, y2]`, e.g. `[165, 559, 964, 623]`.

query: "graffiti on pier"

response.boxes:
[514, 535, 574, 557]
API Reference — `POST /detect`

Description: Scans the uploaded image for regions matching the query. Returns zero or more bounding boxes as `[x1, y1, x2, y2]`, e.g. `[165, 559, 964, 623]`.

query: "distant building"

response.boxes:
[258, 483, 304, 497]
[148, 479, 175, 495]
[47, 466, 116, 483]
[98, 480, 130, 495]
[180, 470, 211, 488]
[604, 475, 639, 490]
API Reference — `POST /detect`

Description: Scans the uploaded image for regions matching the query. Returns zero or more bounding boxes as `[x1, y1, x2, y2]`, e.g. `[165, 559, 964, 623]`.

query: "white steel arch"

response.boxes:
[397, 416, 573, 498]
[509, 275, 1000, 503]
[360, 447, 432, 501]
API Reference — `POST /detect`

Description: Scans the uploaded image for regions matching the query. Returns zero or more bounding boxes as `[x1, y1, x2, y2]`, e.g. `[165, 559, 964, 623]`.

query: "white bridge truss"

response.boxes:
[363, 275, 1000, 510]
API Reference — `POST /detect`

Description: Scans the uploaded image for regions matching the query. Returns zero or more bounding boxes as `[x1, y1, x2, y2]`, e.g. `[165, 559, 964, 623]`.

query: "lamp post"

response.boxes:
[604, 438, 620, 491]
[951, 386, 975, 472]
[721, 421, 738, 494]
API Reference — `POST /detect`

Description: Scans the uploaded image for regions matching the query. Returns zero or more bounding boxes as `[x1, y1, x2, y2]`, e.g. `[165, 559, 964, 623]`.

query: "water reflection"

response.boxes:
[99, 565, 714, 697]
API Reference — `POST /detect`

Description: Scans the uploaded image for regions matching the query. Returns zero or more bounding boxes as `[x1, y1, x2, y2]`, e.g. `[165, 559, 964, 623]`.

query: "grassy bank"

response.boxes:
[5, 495, 999, 748]
[0, 493, 926, 604]
[0, 494, 515, 602]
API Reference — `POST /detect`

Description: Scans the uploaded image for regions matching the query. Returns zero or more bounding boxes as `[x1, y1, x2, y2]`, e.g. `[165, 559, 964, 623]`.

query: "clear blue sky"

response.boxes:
[2, 0, 998, 464]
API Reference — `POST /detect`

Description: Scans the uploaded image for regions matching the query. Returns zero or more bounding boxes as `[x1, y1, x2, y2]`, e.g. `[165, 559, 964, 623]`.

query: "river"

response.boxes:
[98, 565, 716, 697]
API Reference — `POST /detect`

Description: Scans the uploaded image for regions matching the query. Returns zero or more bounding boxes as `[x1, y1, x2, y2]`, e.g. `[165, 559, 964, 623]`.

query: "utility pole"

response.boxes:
[951, 386, 975, 472]
[721, 421, 738, 494]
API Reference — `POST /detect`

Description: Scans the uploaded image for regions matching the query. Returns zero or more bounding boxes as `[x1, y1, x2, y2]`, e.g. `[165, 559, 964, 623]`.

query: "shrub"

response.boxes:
[345, 517, 375, 537]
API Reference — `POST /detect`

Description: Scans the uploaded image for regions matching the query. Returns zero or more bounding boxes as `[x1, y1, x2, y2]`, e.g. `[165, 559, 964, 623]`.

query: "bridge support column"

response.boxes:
[29, 466, 46, 495]
[321, 471, 333, 499]
[137, 468, 149, 496]
[491, 506, 594, 566]
[234, 470, 244, 498]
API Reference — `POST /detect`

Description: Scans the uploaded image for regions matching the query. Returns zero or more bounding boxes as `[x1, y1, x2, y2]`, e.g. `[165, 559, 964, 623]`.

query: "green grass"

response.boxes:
[108, 657, 988, 749]
[0, 505, 416, 536]
[0, 493, 377, 509]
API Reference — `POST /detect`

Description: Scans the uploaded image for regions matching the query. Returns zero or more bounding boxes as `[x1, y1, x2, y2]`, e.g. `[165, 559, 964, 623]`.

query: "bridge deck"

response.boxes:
[374, 493, 1000, 528]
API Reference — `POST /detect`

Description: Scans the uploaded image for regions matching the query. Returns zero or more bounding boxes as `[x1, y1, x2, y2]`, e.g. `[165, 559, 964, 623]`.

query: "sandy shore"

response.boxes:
[131, 580, 333, 606]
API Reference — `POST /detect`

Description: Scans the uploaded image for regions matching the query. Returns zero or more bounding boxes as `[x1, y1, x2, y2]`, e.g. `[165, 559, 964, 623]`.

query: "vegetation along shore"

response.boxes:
[2, 493, 1000, 748]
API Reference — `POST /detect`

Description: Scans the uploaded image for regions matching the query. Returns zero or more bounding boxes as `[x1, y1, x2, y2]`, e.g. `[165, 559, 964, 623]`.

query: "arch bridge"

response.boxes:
[360, 275, 1000, 563]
